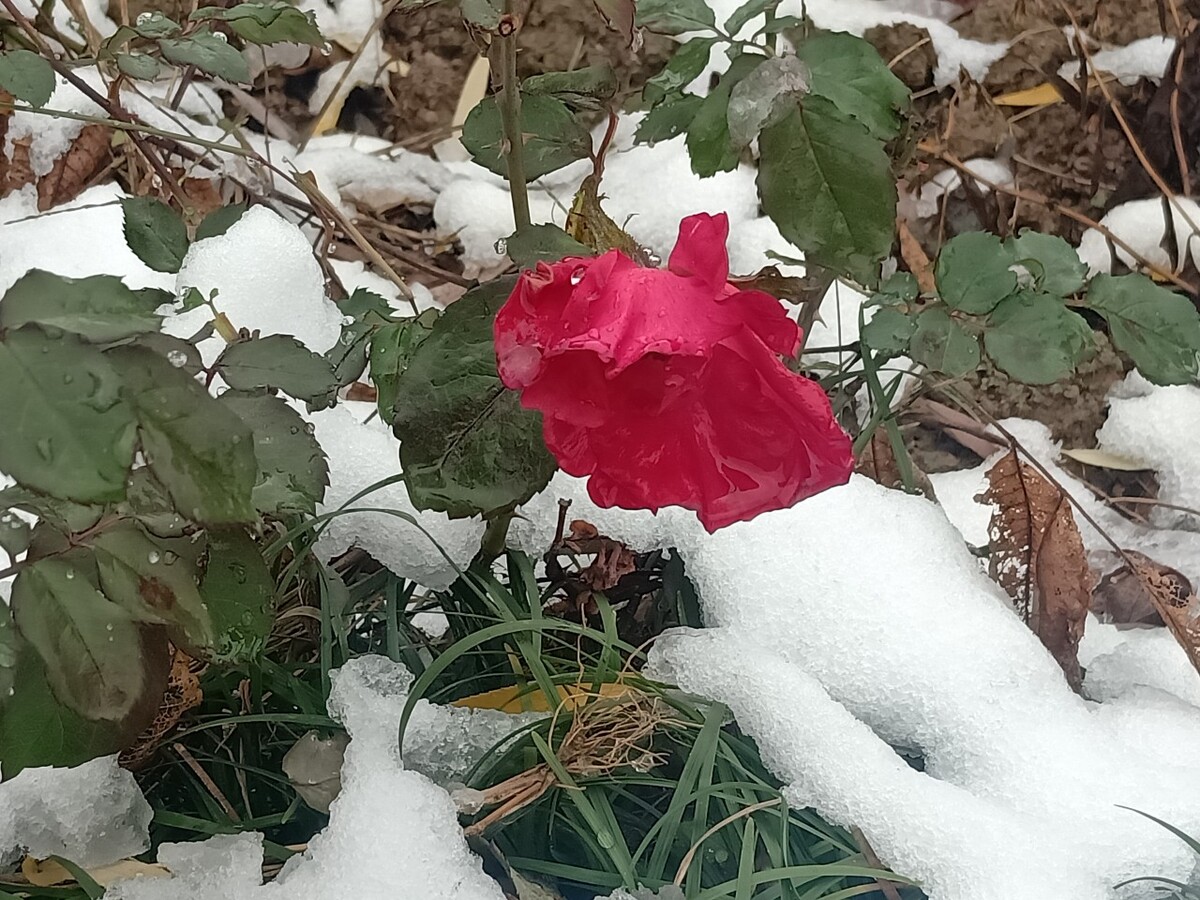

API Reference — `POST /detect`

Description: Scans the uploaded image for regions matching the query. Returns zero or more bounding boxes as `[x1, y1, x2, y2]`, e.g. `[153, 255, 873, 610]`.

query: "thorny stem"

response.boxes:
[496, 6, 531, 231]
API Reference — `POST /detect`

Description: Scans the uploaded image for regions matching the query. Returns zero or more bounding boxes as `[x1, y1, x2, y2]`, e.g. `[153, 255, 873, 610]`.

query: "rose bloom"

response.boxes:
[494, 213, 853, 532]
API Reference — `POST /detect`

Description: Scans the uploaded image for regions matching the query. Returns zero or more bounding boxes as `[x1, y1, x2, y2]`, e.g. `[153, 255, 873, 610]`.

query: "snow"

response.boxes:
[168, 206, 345, 359]
[0, 756, 152, 869]
[292, 143, 454, 212]
[1059, 36, 1176, 86]
[1098, 375, 1200, 530]
[908, 157, 1014, 220]
[108, 656, 509, 900]
[0, 183, 174, 295]
[1076, 197, 1200, 277]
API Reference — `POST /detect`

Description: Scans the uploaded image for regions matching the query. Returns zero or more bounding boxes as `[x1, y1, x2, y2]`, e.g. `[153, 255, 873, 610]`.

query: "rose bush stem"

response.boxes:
[497, 7, 532, 231]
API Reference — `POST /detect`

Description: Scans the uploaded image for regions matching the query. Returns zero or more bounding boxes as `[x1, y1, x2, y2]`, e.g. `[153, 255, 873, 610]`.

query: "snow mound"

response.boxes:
[168, 206, 345, 359]
[1076, 197, 1200, 277]
[1059, 36, 1176, 86]
[0, 756, 152, 869]
[108, 657, 507, 900]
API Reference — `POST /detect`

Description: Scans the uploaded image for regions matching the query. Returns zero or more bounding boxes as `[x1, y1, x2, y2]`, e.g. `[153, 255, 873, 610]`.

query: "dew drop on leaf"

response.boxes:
[147, 550, 161, 564]
[166, 349, 189, 368]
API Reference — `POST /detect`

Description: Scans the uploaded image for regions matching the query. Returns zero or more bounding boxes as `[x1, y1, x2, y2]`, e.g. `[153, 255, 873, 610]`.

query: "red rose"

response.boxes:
[495, 212, 853, 532]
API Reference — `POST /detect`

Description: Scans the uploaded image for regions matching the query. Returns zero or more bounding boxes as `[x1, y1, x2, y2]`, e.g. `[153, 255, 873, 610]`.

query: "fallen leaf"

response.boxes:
[453, 681, 631, 714]
[979, 449, 1093, 690]
[3, 134, 36, 198]
[855, 428, 937, 500]
[35, 123, 110, 211]
[22, 856, 170, 888]
[1091, 555, 1164, 627]
[1123, 550, 1200, 675]
[120, 647, 203, 770]
[282, 729, 350, 813]
[897, 217, 937, 293]
[994, 82, 1064, 107]
[1061, 448, 1151, 471]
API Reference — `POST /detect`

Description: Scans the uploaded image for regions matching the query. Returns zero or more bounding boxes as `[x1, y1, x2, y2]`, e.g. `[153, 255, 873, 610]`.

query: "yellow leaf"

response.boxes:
[454, 681, 631, 714]
[994, 83, 1063, 107]
[22, 856, 170, 888]
[1061, 448, 1151, 471]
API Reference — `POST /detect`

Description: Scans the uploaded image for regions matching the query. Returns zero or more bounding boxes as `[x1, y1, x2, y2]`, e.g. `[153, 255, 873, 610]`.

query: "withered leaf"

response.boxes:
[3, 134, 36, 199]
[1122, 550, 1200, 676]
[35, 123, 110, 211]
[855, 428, 937, 500]
[566, 519, 637, 594]
[978, 449, 1092, 690]
[565, 173, 654, 265]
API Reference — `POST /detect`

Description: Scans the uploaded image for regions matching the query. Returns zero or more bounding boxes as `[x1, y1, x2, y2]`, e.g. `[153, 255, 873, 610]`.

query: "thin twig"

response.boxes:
[173, 743, 242, 823]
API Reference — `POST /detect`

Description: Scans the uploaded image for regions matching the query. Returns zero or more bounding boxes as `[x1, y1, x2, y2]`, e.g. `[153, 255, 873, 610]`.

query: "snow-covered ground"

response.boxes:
[4, 0, 1200, 897]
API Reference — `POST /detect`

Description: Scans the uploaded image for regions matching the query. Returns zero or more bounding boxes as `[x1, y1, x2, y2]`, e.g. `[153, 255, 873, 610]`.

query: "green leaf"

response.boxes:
[0, 630, 165, 774]
[909, 307, 980, 377]
[643, 38, 716, 104]
[216, 335, 339, 406]
[635, 92, 704, 144]
[725, 0, 782, 34]
[93, 524, 212, 654]
[0, 270, 165, 342]
[110, 346, 258, 524]
[0, 486, 103, 536]
[196, 202, 247, 241]
[122, 468, 190, 537]
[461, 94, 592, 181]
[370, 313, 437, 420]
[686, 53, 766, 177]
[636, 0, 716, 34]
[461, 0, 502, 27]
[196, 2, 324, 46]
[132, 11, 181, 37]
[983, 292, 1094, 384]
[0, 330, 136, 503]
[758, 97, 896, 285]
[11, 558, 146, 721]
[861, 308, 916, 357]
[121, 197, 190, 274]
[219, 392, 329, 516]
[795, 31, 911, 142]
[0, 49, 55, 107]
[0, 509, 30, 557]
[198, 528, 276, 664]
[504, 224, 594, 268]
[158, 31, 251, 83]
[523, 65, 618, 108]
[877, 271, 919, 303]
[130, 331, 204, 378]
[726, 55, 811, 151]
[1085, 273, 1200, 385]
[0, 605, 17, 706]
[1007, 230, 1087, 297]
[391, 279, 557, 518]
[115, 52, 162, 81]
[935, 231, 1017, 315]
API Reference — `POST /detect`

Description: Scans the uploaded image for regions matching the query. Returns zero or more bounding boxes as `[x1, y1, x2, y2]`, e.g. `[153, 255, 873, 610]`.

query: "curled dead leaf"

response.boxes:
[979, 449, 1092, 690]
[34, 123, 111, 211]
[120, 646, 204, 770]
[1122, 550, 1200, 675]
[855, 428, 937, 500]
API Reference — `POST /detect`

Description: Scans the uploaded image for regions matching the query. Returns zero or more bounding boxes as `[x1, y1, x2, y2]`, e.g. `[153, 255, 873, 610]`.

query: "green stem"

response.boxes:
[477, 509, 514, 565]
[496, 11, 531, 231]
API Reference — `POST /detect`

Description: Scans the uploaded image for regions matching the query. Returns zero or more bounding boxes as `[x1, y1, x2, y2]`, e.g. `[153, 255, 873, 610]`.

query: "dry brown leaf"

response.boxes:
[566, 519, 637, 594]
[35, 123, 110, 211]
[1091, 556, 1164, 627]
[897, 217, 936, 294]
[120, 647, 203, 770]
[1123, 551, 1200, 675]
[978, 449, 1093, 690]
[855, 428, 936, 500]
[3, 134, 36, 199]
[22, 856, 170, 888]
[0, 88, 12, 197]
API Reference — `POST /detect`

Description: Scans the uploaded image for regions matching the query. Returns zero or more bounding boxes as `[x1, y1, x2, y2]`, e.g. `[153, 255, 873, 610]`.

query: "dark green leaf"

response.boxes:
[216, 335, 339, 406]
[909, 307, 980, 377]
[0, 509, 30, 557]
[110, 346, 257, 524]
[935, 231, 1017, 315]
[523, 65, 618, 107]
[197, 2, 323, 46]
[11, 558, 145, 721]
[636, 0, 716, 34]
[326, 288, 396, 386]
[0, 270, 164, 342]
[0, 629, 166, 773]
[0, 487, 103, 536]
[877, 271, 919, 303]
[158, 31, 251, 83]
[0, 605, 17, 707]
[635, 92, 704, 144]
[115, 52, 162, 80]
[644, 38, 716, 104]
[220, 392, 329, 516]
[687, 53, 766, 177]
[198, 527, 276, 664]
[0, 49, 55, 107]
[795, 31, 911, 142]
[461, 94, 592, 181]
[1007, 230, 1087, 297]
[726, 55, 810, 150]
[1085, 273, 1200, 385]
[725, 0, 782, 34]
[196, 202, 248, 241]
[758, 15, 803, 34]
[983, 292, 1094, 385]
[121, 197, 190, 274]
[861, 308, 916, 357]
[370, 312, 437, 420]
[122, 468, 190, 537]
[504, 224, 594, 268]
[392, 279, 556, 518]
[93, 524, 212, 654]
[0, 330, 136, 503]
[758, 98, 896, 285]
[461, 0, 502, 27]
[133, 11, 181, 37]
[130, 332, 204, 378]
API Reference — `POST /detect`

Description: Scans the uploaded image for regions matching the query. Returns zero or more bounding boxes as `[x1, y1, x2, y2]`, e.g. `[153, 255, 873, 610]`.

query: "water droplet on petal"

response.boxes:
[570, 267, 586, 286]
